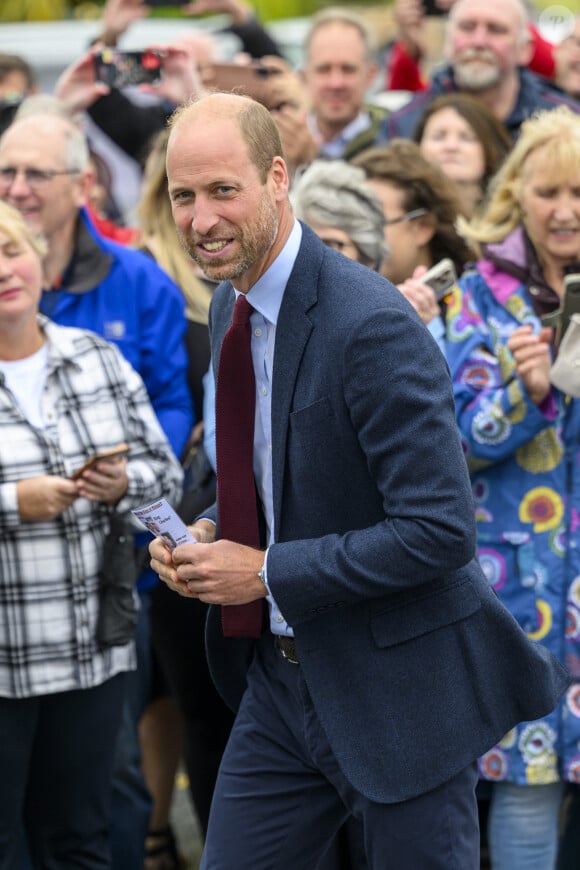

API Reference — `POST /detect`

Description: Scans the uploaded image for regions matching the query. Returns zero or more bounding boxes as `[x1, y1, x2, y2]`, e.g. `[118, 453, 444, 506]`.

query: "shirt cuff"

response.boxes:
[258, 547, 271, 594]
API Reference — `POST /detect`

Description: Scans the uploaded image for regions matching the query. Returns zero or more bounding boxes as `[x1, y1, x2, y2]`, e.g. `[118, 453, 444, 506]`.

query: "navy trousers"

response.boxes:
[201, 636, 480, 870]
[0, 673, 126, 870]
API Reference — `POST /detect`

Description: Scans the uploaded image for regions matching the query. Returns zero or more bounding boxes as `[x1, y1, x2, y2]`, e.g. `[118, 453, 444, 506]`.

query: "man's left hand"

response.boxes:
[171, 539, 267, 604]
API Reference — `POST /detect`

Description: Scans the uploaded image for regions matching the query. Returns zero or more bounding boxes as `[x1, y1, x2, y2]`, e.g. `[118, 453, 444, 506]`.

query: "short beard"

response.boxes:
[178, 193, 278, 284]
[453, 50, 502, 91]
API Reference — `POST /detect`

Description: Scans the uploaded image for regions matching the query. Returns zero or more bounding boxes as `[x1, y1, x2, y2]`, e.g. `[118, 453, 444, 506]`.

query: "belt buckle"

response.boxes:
[276, 636, 300, 665]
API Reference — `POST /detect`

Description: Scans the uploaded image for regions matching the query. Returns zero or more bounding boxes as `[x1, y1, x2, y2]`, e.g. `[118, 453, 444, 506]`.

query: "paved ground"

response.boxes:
[170, 770, 203, 869]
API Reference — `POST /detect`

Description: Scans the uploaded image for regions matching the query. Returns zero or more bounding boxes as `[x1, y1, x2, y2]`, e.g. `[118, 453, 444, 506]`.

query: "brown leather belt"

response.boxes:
[275, 635, 300, 665]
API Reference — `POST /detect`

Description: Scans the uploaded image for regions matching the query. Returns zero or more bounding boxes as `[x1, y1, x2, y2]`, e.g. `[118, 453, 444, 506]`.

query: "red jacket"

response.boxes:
[86, 203, 140, 246]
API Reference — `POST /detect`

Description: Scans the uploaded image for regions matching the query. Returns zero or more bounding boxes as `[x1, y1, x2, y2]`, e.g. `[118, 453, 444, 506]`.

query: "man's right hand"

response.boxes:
[17, 476, 80, 521]
[149, 520, 216, 597]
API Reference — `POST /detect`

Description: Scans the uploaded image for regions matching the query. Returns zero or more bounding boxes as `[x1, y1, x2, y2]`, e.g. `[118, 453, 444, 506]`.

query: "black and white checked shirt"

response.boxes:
[0, 317, 183, 698]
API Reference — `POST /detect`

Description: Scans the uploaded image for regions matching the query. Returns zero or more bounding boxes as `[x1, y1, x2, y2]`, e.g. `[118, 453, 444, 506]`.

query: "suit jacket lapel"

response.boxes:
[271, 225, 322, 532]
[210, 281, 235, 381]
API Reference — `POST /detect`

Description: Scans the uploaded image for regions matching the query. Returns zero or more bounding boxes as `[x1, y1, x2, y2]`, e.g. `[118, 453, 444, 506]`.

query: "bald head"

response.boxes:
[0, 112, 90, 172]
[445, 0, 531, 93]
[169, 92, 283, 183]
[450, 0, 528, 25]
[0, 111, 92, 245]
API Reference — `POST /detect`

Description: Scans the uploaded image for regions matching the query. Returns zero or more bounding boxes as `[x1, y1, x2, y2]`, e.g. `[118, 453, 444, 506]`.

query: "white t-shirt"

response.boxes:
[0, 343, 49, 429]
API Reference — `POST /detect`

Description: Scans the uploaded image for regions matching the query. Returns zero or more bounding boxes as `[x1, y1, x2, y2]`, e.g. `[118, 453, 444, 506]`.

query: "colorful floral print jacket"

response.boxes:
[446, 230, 580, 785]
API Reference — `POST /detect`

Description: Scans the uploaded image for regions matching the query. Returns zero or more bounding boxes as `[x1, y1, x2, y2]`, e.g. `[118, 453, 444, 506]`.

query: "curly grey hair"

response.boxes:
[292, 159, 389, 270]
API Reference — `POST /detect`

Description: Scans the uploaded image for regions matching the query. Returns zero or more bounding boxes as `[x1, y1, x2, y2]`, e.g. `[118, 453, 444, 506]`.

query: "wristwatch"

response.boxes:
[258, 561, 268, 592]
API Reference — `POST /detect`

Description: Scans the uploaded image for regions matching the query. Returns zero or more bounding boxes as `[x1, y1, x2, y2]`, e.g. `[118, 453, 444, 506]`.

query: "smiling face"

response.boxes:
[303, 21, 376, 139]
[167, 100, 291, 293]
[419, 107, 486, 186]
[0, 116, 89, 242]
[518, 144, 580, 276]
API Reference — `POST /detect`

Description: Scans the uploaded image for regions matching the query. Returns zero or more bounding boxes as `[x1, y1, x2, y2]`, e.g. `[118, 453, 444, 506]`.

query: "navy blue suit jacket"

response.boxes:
[205, 223, 569, 803]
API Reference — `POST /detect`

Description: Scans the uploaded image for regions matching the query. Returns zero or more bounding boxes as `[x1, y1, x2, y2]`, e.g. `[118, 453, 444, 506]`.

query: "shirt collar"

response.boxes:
[47, 209, 114, 296]
[308, 111, 370, 158]
[36, 314, 83, 372]
[234, 219, 302, 326]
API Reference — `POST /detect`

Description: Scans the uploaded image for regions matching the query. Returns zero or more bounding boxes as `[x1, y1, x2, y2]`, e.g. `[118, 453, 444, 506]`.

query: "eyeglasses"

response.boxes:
[384, 208, 428, 226]
[0, 167, 80, 190]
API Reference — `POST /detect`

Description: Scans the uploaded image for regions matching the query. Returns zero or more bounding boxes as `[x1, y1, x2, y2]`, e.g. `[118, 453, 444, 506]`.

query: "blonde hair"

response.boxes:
[460, 106, 580, 247]
[137, 128, 212, 325]
[0, 200, 47, 259]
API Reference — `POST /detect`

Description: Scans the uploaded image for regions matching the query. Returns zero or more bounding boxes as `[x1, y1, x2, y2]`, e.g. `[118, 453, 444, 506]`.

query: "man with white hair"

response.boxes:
[382, 0, 580, 141]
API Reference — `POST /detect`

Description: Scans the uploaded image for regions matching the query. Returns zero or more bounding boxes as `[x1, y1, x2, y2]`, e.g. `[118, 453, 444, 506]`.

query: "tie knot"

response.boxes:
[232, 294, 253, 327]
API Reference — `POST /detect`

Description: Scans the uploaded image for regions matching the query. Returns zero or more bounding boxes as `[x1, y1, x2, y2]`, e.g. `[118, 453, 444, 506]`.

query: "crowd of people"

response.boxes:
[1, 0, 580, 867]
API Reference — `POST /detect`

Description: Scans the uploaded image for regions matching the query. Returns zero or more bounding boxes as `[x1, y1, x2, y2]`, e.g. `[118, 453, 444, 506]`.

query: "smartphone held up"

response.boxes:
[94, 49, 165, 89]
[419, 258, 458, 301]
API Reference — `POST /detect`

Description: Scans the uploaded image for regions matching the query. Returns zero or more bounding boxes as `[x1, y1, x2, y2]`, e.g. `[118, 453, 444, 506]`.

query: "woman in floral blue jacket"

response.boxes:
[447, 106, 580, 870]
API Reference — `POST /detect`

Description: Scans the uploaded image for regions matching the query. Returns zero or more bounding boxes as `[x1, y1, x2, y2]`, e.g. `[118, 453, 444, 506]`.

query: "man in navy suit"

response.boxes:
[150, 92, 569, 869]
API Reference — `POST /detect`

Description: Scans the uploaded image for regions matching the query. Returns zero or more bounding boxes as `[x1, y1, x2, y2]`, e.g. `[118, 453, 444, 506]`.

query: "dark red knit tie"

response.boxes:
[215, 294, 263, 638]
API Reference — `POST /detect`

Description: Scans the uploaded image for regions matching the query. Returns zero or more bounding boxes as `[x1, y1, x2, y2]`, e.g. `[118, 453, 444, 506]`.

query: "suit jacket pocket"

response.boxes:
[289, 397, 332, 446]
[370, 578, 481, 648]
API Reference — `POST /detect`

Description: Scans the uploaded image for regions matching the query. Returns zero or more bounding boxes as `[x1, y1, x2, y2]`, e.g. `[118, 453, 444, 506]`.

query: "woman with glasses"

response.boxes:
[353, 139, 472, 285]
[291, 159, 389, 273]
[353, 139, 473, 348]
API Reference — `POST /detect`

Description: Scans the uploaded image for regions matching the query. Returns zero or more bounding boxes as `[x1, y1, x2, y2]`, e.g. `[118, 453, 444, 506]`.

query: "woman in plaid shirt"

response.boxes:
[0, 201, 183, 868]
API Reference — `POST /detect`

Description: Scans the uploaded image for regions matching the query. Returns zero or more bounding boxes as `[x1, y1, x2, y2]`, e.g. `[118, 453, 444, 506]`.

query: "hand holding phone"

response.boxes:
[70, 444, 129, 480]
[94, 49, 165, 89]
[558, 273, 580, 345]
[418, 258, 458, 301]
